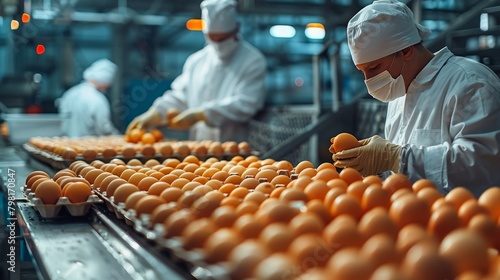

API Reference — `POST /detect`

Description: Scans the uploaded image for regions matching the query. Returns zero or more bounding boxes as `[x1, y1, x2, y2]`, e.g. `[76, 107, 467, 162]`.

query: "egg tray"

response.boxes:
[22, 187, 103, 218]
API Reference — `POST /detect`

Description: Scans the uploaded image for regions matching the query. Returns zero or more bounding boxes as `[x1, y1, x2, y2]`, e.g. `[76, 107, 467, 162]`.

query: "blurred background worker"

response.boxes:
[59, 58, 120, 138]
[332, 0, 500, 197]
[126, 0, 266, 143]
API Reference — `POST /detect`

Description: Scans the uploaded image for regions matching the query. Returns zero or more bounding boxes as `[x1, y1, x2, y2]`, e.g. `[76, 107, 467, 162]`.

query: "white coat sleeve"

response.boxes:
[400, 78, 500, 197]
[203, 56, 267, 127]
[150, 58, 193, 117]
[92, 97, 121, 136]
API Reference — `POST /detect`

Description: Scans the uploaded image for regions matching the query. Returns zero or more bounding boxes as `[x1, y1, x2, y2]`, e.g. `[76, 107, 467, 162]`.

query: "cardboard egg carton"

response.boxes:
[25, 190, 102, 218]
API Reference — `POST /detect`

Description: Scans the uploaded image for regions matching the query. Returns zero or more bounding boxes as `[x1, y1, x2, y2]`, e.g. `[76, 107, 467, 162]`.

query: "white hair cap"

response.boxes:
[201, 0, 238, 33]
[83, 58, 117, 85]
[347, 0, 431, 65]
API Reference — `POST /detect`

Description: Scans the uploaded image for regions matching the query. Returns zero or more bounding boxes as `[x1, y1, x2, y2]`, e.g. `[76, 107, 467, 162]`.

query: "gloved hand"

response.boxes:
[332, 135, 402, 176]
[126, 108, 164, 135]
[169, 108, 206, 130]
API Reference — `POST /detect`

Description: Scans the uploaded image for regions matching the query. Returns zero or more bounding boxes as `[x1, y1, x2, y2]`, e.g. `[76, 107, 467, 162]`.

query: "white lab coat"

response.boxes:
[151, 37, 266, 142]
[59, 82, 120, 138]
[385, 47, 500, 197]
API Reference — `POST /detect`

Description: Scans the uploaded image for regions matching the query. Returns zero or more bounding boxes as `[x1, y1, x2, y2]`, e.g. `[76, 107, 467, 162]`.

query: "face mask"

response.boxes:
[364, 53, 406, 102]
[207, 37, 239, 60]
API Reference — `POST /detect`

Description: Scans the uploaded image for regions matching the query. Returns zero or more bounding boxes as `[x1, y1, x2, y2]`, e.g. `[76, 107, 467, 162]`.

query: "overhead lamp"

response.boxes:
[22, 13, 31, 23]
[270, 25, 296, 38]
[10, 20, 19, 30]
[305, 23, 325, 40]
[186, 19, 204, 31]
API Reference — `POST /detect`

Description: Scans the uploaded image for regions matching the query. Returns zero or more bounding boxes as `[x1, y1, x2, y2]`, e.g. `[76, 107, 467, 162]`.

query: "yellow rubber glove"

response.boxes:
[126, 108, 164, 135]
[169, 108, 206, 130]
[332, 135, 402, 176]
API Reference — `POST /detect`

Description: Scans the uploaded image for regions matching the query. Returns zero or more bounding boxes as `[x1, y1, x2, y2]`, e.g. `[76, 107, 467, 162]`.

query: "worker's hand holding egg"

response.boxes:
[332, 134, 402, 177]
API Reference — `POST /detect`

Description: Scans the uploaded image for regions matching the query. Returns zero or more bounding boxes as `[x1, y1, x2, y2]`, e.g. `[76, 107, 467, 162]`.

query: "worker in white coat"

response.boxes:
[59, 58, 120, 138]
[332, 0, 500, 197]
[126, 0, 266, 143]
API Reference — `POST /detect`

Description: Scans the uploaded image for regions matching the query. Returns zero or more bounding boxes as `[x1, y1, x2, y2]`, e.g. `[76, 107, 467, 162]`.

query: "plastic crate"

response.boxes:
[2, 113, 68, 145]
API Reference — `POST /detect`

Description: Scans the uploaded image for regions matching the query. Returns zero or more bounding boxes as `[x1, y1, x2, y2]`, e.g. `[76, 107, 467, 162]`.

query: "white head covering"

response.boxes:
[201, 0, 238, 33]
[83, 58, 117, 85]
[347, 0, 432, 65]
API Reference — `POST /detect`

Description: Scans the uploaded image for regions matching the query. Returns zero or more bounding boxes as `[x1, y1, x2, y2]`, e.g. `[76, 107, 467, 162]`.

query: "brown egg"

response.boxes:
[25, 171, 50, 186]
[228, 240, 270, 279]
[304, 180, 330, 201]
[233, 214, 265, 239]
[244, 192, 268, 206]
[53, 170, 77, 182]
[412, 178, 437, 193]
[84, 168, 103, 185]
[361, 185, 391, 212]
[259, 223, 295, 253]
[371, 264, 409, 280]
[290, 176, 312, 191]
[326, 178, 349, 191]
[261, 201, 300, 224]
[389, 194, 430, 229]
[427, 205, 461, 241]
[360, 233, 399, 268]
[146, 182, 170, 196]
[358, 207, 398, 241]
[204, 228, 242, 264]
[458, 199, 490, 226]
[289, 233, 332, 269]
[27, 175, 51, 190]
[338, 168, 363, 185]
[326, 248, 374, 280]
[382, 173, 412, 196]
[269, 186, 286, 199]
[113, 183, 140, 204]
[332, 133, 361, 153]
[294, 160, 315, 175]
[331, 193, 363, 221]
[396, 224, 436, 256]
[313, 168, 339, 182]
[274, 160, 294, 173]
[159, 174, 178, 185]
[445, 187, 475, 210]
[241, 167, 259, 178]
[323, 214, 363, 250]
[304, 199, 333, 225]
[417, 187, 444, 208]
[176, 192, 202, 209]
[402, 241, 456, 280]
[134, 195, 165, 216]
[79, 166, 96, 178]
[280, 188, 309, 203]
[439, 229, 490, 275]
[191, 196, 220, 219]
[93, 172, 112, 190]
[323, 187, 346, 210]
[105, 178, 128, 197]
[150, 203, 176, 226]
[124, 191, 148, 210]
[34, 180, 61, 205]
[254, 182, 275, 194]
[181, 218, 217, 250]
[468, 214, 499, 249]
[478, 187, 500, 221]
[254, 253, 299, 280]
[220, 196, 241, 208]
[64, 182, 92, 203]
[211, 205, 239, 228]
[289, 213, 324, 236]
[362, 175, 383, 186]
[230, 186, 249, 199]
[98, 175, 119, 193]
[163, 209, 193, 238]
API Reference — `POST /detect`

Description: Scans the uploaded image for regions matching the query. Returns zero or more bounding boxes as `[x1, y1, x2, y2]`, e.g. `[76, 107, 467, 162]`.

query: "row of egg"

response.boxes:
[27, 136, 252, 160]
[27, 155, 500, 279]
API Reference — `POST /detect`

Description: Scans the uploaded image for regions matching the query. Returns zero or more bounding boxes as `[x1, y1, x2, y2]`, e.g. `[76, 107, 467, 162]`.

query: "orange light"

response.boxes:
[306, 23, 325, 30]
[186, 19, 205, 31]
[22, 13, 31, 23]
[36, 45, 45, 55]
[10, 20, 19, 30]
